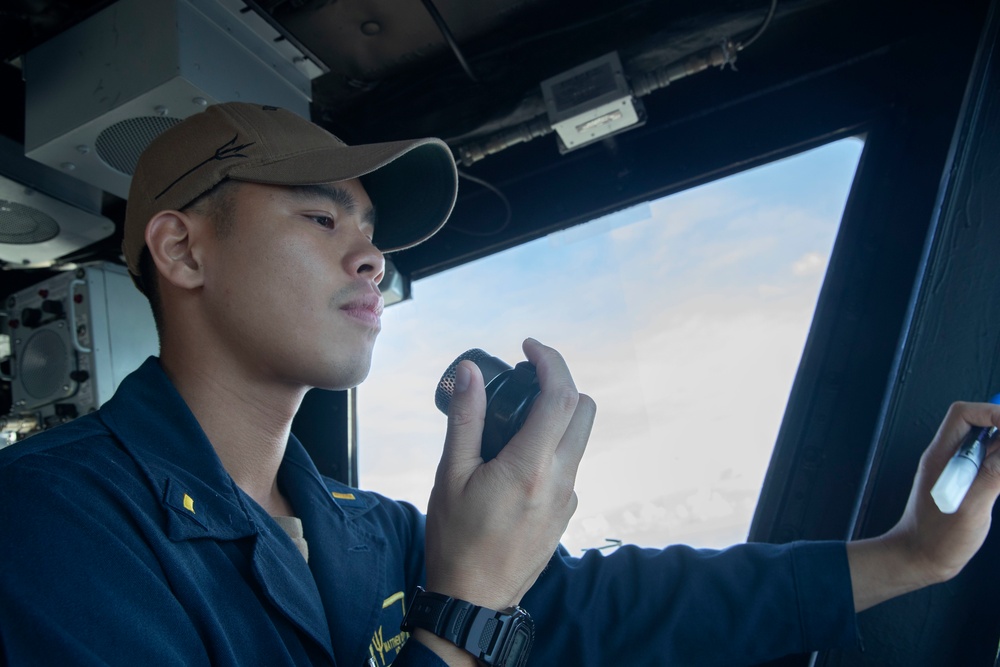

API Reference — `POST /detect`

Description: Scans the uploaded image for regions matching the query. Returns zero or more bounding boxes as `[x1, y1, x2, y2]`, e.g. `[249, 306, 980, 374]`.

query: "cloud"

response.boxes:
[792, 251, 827, 276]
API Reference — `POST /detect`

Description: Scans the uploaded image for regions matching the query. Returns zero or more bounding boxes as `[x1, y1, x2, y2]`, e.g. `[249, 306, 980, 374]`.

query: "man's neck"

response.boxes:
[159, 348, 306, 516]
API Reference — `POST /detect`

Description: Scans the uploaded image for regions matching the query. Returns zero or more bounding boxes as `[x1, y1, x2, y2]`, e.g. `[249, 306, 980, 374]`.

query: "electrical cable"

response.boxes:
[736, 0, 778, 51]
[448, 170, 512, 237]
[431, 0, 779, 166]
[419, 0, 479, 83]
[455, 0, 780, 164]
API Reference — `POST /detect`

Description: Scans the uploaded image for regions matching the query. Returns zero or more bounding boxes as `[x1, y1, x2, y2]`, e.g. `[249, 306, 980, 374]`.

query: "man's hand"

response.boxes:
[848, 400, 1000, 611]
[424, 338, 596, 609]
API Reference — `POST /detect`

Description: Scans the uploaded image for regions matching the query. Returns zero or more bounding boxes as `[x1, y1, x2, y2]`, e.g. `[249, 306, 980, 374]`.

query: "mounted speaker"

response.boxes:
[22, 0, 324, 199]
[0, 136, 115, 269]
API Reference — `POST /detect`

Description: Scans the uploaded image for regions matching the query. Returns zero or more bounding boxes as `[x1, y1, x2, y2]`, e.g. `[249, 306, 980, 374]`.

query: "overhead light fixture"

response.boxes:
[0, 136, 114, 269]
[540, 51, 645, 153]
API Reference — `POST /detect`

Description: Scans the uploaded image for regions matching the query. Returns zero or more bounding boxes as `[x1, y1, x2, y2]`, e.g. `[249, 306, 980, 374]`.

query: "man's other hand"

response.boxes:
[848, 400, 1000, 611]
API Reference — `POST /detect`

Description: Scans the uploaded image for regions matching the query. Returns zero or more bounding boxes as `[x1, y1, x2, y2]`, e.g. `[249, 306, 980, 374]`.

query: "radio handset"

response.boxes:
[435, 349, 541, 462]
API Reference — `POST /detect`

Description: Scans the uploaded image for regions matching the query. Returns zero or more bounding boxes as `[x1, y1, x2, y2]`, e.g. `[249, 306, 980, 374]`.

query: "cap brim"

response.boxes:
[229, 138, 457, 253]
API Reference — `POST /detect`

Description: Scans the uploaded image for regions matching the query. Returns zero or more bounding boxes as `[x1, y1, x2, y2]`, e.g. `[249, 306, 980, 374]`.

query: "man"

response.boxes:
[0, 102, 997, 666]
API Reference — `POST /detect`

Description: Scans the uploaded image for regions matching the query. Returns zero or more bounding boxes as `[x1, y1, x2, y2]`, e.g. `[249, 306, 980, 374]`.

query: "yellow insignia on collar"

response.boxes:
[183, 493, 196, 513]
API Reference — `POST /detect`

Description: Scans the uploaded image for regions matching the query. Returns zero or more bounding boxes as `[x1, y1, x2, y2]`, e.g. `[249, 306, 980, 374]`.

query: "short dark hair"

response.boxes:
[134, 178, 241, 337]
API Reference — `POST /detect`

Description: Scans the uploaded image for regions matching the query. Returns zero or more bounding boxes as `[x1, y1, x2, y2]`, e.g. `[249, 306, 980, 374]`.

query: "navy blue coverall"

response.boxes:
[0, 358, 856, 666]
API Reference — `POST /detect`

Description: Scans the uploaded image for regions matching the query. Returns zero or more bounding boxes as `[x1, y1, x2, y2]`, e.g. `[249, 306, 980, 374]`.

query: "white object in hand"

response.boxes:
[930, 426, 993, 514]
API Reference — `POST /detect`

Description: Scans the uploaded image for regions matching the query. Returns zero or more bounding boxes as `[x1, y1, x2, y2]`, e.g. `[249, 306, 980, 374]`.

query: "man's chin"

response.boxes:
[309, 362, 372, 392]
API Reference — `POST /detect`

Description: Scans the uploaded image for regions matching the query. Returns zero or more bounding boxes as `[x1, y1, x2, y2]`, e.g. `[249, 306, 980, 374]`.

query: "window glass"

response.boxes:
[357, 137, 864, 553]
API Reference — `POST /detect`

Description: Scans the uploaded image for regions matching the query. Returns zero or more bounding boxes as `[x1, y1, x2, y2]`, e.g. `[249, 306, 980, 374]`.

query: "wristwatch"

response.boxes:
[401, 587, 534, 666]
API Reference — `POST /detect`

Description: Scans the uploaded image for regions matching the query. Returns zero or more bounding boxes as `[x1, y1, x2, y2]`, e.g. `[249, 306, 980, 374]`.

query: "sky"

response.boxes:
[355, 136, 865, 554]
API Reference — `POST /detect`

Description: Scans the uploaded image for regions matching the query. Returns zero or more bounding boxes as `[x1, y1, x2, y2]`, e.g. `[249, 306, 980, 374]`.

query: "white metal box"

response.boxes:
[3, 263, 158, 438]
[541, 52, 645, 152]
[23, 0, 318, 199]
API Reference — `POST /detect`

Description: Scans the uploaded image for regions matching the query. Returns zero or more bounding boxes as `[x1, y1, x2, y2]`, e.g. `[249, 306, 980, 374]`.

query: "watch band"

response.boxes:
[401, 587, 534, 667]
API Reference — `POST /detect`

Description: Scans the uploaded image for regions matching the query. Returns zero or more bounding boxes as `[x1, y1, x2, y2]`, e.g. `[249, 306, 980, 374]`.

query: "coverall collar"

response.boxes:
[98, 357, 341, 661]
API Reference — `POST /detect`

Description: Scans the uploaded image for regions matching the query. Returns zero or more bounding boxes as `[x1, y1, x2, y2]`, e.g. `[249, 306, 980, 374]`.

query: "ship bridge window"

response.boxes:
[357, 136, 864, 552]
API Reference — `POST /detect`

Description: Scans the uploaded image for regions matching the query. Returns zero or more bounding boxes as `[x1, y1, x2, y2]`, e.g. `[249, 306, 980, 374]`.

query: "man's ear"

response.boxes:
[145, 210, 206, 290]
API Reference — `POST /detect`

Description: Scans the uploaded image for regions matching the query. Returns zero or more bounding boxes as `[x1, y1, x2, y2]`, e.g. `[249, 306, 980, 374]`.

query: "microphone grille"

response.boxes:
[435, 348, 494, 414]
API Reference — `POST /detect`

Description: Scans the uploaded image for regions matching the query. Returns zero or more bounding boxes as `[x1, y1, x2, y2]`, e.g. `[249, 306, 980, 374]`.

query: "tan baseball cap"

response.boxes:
[122, 102, 458, 277]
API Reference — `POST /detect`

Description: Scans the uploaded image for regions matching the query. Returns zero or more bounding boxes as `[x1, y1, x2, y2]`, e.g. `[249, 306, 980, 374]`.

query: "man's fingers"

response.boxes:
[503, 339, 580, 463]
[923, 401, 1000, 473]
[440, 360, 487, 476]
[960, 444, 1000, 514]
[554, 393, 597, 478]
[918, 400, 1000, 518]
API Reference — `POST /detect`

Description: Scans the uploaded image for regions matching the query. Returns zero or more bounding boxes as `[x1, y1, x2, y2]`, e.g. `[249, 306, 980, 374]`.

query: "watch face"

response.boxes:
[499, 623, 533, 667]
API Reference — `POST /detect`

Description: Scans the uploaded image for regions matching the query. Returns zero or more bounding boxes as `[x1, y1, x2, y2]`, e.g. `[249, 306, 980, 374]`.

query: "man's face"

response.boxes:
[198, 179, 386, 391]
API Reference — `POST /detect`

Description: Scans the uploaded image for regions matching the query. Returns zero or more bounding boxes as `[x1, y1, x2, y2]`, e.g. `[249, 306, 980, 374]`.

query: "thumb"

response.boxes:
[439, 360, 488, 478]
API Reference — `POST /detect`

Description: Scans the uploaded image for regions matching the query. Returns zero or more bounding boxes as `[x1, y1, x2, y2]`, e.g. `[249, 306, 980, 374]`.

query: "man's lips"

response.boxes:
[339, 293, 384, 327]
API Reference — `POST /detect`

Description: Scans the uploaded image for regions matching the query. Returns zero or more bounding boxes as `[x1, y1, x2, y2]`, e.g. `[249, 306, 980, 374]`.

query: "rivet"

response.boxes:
[192, 97, 208, 107]
[61, 162, 76, 171]
[154, 105, 169, 116]
[76, 145, 90, 154]
[361, 21, 381, 35]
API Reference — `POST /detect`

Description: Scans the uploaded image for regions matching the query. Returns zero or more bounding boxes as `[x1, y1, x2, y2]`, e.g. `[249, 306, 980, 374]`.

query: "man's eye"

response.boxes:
[310, 215, 335, 228]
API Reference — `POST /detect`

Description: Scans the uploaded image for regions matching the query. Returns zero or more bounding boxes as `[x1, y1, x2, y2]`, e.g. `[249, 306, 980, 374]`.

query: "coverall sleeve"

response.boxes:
[522, 540, 858, 666]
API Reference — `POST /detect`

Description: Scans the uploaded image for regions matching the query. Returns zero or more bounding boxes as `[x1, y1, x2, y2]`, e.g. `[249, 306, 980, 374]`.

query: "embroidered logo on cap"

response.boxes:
[155, 134, 256, 200]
